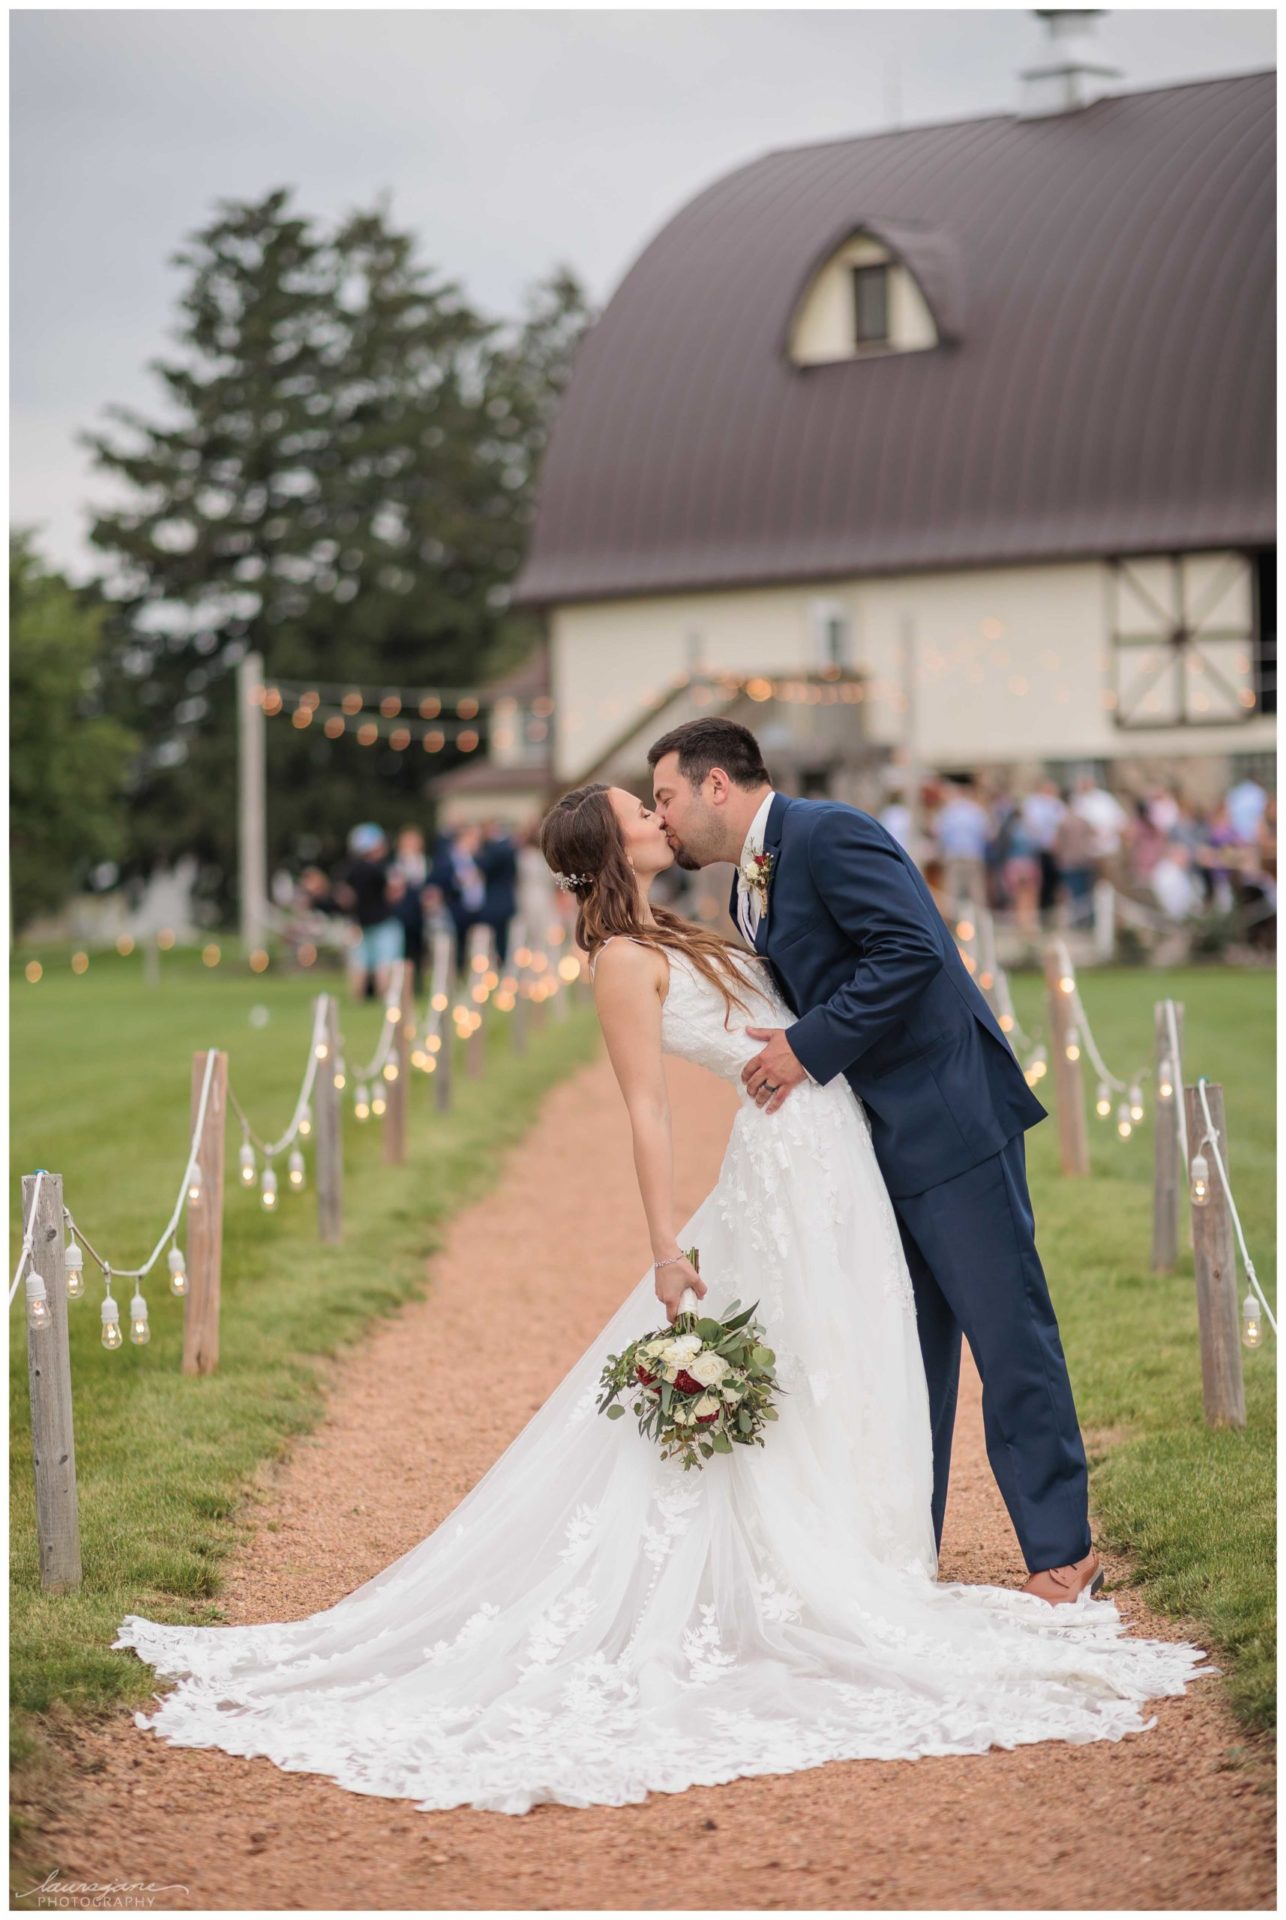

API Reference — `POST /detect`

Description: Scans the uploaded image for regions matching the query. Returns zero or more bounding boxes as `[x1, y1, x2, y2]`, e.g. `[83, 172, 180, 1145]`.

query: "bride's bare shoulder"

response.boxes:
[589, 936, 670, 1001]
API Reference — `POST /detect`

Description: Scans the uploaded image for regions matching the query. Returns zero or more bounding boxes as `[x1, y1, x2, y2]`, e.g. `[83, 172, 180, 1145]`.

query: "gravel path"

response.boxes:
[32, 1050, 1274, 1910]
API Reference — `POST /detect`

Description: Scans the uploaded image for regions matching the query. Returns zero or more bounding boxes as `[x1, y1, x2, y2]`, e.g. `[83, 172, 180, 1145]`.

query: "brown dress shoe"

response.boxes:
[1021, 1548, 1104, 1605]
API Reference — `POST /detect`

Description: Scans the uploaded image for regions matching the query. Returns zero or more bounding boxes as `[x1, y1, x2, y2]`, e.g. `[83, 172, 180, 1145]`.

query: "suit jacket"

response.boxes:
[729, 792, 1046, 1199]
[478, 835, 519, 925]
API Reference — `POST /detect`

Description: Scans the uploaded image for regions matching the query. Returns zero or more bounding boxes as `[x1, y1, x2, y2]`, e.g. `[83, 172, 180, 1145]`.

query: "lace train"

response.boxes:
[114, 949, 1217, 1813]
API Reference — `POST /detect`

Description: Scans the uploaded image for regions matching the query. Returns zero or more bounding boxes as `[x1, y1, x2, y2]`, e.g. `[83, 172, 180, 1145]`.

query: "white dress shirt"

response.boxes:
[736, 789, 776, 946]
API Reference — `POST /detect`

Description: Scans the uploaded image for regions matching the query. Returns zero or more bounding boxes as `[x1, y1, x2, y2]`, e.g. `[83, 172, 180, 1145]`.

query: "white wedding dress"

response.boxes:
[115, 943, 1215, 1814]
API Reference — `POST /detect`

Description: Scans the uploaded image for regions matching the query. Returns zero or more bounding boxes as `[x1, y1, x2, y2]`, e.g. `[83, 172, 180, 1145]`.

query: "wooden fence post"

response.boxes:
[530, 937, 550, 1033]
[1151, 999, 1185, 1273]
[384, 959, 413, 1165]
[975, 908, 1002, 1019]
[1093, 879, 1116, 962]
[467, 925, 491, 1078]
[182, 1049, 227, 1375]
[22, 1171, 82, 1591]
[1042, 945, 1090, 1176]
[314, 996, 343, 1243]
[510, 919, 529, 1056]
[429, 932, 454, 1114]
[547, 923, 570, 1022]
[1182, 1082, 1246, 1428]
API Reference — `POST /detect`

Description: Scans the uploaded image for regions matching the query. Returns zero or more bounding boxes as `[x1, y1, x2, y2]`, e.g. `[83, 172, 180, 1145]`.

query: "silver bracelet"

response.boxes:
[653, 1250, 687, 1270]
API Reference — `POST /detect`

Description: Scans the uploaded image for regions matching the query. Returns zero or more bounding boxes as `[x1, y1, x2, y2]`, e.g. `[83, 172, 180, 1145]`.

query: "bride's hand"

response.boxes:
[654, 1255, 706, 1324]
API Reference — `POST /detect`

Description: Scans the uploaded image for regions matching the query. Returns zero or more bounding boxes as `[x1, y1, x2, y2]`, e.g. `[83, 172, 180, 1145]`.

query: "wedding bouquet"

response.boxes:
[597, 1250, 782, 1470]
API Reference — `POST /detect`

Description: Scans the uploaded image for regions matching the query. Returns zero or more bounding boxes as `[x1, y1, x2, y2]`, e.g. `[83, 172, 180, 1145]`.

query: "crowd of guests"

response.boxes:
[274, 769, 1275, 990]
[881, 771, 1276, 943]
[282, 819, 522, 1000]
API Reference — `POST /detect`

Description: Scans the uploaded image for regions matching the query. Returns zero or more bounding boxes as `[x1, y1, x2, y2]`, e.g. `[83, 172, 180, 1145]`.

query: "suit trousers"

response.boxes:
[891, 1132, 1092, 1574]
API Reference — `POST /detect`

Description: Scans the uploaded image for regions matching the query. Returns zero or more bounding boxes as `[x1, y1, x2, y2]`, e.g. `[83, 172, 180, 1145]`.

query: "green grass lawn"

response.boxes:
[1006, 966, 1275, 1736]
[9, 945, 598, 1828]
[8, 949, 1275, 1843]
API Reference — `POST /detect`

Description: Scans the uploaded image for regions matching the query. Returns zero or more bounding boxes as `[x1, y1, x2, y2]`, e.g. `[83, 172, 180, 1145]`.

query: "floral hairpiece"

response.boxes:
[554, 871, 592, 892]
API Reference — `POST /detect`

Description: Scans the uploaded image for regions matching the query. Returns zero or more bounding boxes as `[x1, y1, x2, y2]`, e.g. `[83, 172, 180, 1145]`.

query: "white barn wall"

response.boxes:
[551, 552, 1272, 783]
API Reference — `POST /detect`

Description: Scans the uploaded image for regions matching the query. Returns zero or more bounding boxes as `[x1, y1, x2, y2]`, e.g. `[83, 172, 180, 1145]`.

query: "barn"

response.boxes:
[489, 59, 1274, 826]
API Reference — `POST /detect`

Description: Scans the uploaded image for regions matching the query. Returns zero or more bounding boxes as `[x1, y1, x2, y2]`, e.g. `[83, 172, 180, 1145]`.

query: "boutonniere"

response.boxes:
[739, 848, 776, 918]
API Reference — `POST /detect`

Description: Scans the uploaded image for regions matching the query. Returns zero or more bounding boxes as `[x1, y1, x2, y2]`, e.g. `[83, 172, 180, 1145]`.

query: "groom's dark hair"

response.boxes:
[647, 718, 770, 790]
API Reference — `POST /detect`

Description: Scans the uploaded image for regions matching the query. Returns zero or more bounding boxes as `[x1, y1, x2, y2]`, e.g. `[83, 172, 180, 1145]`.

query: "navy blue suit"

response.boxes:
[733, 792, 1091, 1573]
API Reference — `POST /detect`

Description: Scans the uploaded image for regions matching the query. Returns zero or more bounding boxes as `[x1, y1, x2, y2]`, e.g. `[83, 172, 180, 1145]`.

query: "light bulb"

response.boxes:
[1095, 1081, 1112, 1118]
[129, 1290, 150, 1345]
[298, 1105, 313, 1137]
[999, 1013, 1014, 1033]
[1129, 1082, 1144, 1123]
[371, 1089, 387, 1116]
[239, 1140, 257, 1186]
[1242, 1292, 1263, 1349]
[355, 1085, 371, 1121]
[383, 1061, 398, 1082]
[187, 1161, 203, 1204]
[261, 1165, 278, 1210]
[387, 1004, 401, 1023]
[333, 1069, 346, 1091]
[1058, 973, 1074, 995]
[1158, 1059, 1174, 1101]
[101, 1296, 122, 1350]
[1116, 1103, 1133, 1139]
[314, 1041, 329, 1061]
[1065, 1027, 1081, 1063]
[1190, 1152, 1210, 1206]
[25, 1272, 51, 1333]
[168, 1246, 188, 1296]
[288, 1147, 306, 1189]
[64, 1240, 85, 1298]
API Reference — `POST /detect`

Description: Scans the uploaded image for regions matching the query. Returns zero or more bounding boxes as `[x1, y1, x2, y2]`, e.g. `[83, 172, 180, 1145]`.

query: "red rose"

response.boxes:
[696, 1412, 718, 1425]
[636, 1364, 660, 1392]
[674, 1368, 704, 1395]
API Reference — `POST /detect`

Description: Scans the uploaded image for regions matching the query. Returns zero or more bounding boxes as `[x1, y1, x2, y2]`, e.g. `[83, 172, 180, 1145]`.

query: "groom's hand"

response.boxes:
[742, 1029, 807, 1113]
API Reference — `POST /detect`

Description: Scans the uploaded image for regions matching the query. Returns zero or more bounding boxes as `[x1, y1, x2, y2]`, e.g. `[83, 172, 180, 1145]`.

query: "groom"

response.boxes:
[649, 716, 1101, 1605]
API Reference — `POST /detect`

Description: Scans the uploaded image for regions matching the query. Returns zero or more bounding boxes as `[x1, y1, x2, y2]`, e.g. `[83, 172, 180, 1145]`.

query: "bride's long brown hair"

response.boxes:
[539, 783, 757, 1021]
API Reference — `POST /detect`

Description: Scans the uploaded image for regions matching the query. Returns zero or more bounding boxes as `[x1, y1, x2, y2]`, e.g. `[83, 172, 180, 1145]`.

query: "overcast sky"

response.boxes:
[10, 6, 1274, 583]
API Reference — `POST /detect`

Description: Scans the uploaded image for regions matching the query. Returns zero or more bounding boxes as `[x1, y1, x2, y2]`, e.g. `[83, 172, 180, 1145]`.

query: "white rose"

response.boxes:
[688, 1350, 729, 1387]
[659, 1334, 700, 1366]
[672, 1404, 695, 1424]
[662, 1364, 679, 1383]
[693, 1394, 721, 1419]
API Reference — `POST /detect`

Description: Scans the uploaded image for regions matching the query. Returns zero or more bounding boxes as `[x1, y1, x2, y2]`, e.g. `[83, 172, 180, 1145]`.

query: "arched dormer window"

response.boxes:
[786, 222, 962, 368]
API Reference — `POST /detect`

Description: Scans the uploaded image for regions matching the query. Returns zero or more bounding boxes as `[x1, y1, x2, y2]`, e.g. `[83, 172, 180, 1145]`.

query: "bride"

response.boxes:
[114, 783, 1215, 1815]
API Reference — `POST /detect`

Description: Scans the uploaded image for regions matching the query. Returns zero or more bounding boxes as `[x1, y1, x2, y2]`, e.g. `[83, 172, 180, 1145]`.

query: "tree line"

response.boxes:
[11, 185, 592, 933]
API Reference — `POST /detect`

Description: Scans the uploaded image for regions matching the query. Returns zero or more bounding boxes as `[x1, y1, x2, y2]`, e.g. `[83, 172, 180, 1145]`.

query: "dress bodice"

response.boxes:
[592, 937, 801, 1098]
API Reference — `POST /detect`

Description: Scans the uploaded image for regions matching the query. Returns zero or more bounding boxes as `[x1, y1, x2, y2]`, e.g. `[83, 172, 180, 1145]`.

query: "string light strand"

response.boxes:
[226, 997, 329, 1159]
[55, 1048, 220, 1284]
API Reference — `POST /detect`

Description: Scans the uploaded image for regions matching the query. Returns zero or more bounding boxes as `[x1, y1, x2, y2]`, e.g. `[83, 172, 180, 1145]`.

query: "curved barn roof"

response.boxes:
[514, 71, 1275, 608]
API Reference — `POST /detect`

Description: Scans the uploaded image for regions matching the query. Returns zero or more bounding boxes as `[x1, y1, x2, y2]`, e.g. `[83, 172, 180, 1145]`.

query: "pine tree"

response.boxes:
[77, 188, 591, 917]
